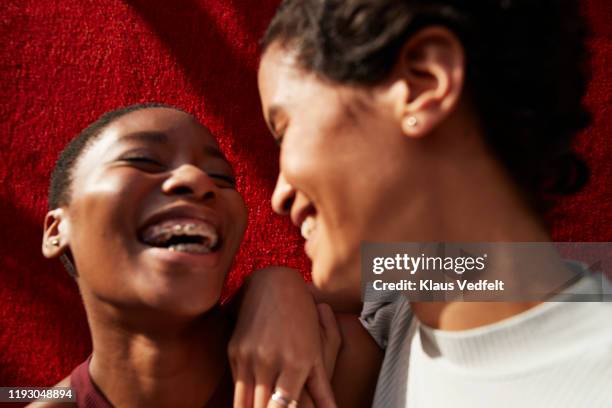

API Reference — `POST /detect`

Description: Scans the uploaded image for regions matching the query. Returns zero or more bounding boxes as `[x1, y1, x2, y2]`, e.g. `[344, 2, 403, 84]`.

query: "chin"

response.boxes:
[312, 262, 362, 312]
[139, 281, 223, 317]
[147, 294, 220, 318]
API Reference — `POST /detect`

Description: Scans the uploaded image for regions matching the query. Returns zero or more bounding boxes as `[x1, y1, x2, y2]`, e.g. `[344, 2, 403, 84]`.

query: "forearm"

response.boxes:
[226, 266, 313, 319]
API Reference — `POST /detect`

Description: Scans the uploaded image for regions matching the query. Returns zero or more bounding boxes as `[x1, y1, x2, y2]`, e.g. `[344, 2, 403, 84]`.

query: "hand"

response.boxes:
[314, 303, 341, 380]
[228, 267, 338, 408]
[297, 303, 341, 408]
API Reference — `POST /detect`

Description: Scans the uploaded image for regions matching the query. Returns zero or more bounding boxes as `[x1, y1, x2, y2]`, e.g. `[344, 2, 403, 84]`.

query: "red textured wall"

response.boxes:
[0, 0, 610, 389]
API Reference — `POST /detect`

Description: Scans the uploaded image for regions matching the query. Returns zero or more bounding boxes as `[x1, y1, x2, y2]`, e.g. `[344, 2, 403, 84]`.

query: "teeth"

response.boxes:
[300, 216, 317, 240]
[168, 243, 212, 254]
[141, 219, 219, 251]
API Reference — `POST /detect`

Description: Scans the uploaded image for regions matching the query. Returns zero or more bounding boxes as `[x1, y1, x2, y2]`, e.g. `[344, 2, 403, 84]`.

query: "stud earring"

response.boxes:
[407, 116, 418, 127]
[50, 238, 60, 246]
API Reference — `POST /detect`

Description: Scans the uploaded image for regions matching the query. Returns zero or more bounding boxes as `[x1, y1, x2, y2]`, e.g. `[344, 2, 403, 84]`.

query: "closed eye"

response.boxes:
[120, 156, 166, 172]
[123, 156, 160, 164]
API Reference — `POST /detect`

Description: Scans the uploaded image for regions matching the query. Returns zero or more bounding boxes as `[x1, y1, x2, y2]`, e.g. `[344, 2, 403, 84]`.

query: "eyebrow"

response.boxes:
[119, 131, 168, 144]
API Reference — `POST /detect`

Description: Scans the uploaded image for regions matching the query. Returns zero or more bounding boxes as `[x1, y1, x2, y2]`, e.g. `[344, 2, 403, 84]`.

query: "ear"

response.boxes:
[391, 26, 465, 137]
[42, 208, 70, 259]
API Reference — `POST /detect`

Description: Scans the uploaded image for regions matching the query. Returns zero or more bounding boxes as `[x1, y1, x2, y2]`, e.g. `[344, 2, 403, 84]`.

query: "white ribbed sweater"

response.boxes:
[361, 272, 612, 407]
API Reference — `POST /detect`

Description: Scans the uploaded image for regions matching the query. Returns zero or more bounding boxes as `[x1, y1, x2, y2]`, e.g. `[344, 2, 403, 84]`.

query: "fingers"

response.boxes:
[305, 359, 337, 408]
[318, 303, 340, 344]
[317, 303, 341, 377]
[233, 366, 254, 408]
[266, 364, 309, 408]
[231, 345, 307, 408]
[298, 391, 316, 408]
[229, 342, 250, 408]
[254, 379, 273, 408]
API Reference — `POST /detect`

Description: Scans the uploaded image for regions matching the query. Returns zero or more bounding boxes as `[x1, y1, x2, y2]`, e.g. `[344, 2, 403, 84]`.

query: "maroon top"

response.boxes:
[70, 356, 233, 407]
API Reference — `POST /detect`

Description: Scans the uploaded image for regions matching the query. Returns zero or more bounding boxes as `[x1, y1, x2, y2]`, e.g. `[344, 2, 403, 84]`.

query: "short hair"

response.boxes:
[262, 0, 591, 211]
[48, 102, 185, 274]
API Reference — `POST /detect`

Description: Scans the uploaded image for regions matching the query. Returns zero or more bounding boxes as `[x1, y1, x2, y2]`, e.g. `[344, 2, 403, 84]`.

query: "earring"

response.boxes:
[50, 238, 60, 246]
[407, 116, 418, 128]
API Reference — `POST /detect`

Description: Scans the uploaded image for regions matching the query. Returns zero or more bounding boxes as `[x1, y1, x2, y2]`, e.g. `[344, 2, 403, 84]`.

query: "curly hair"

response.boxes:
[262, 0, 591, 210]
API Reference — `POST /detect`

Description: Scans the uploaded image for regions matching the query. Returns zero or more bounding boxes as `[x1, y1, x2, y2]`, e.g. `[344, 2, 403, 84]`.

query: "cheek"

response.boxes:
[75, 190, 131, 235]
[280, 131, 340, 199]
[68, 180, 149, 275]
[68, 198, 129, 286]
[75, 172, 151, 226]
[280, 104, 351, 180]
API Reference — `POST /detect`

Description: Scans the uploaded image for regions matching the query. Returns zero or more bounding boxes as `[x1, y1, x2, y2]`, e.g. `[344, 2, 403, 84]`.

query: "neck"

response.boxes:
[398, 115, 569, 330]
[83, 300, 229, 408]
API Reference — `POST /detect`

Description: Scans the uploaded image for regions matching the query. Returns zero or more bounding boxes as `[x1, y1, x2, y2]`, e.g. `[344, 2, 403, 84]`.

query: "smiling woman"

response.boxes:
[226, 0, 612, 407]
[37, 103, 247, 407]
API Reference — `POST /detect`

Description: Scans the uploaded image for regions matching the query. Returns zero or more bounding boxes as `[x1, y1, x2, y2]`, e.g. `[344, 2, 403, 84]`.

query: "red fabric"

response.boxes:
[0, 0, 610, 390]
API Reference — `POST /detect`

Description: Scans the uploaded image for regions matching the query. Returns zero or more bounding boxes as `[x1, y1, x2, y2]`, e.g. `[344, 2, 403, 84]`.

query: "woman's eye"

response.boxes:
[208, 174, 237, 188]
[121, 156, 165, 171]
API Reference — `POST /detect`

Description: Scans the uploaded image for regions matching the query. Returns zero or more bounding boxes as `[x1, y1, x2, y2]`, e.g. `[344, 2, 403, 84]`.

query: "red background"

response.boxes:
[0, 0, 610, 388]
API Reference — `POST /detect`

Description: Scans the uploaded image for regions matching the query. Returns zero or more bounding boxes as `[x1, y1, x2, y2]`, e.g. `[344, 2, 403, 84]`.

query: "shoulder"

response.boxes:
[360, 297, 412, 349]
[332, 313, 384, 408]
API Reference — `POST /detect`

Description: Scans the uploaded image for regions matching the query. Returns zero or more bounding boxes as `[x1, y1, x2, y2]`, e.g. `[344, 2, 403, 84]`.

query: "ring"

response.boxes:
[271, 390, 299, 408]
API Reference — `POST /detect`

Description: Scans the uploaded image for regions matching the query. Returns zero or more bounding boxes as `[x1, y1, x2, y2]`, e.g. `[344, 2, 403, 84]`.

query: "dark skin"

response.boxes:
[38, 108, 246, 407]
[330, 315, 383, 406]
[34, 312, 380, 408]
[33, 108, 381, 408]
[229, 267, 382, 408]
[32, 311, 381, 408]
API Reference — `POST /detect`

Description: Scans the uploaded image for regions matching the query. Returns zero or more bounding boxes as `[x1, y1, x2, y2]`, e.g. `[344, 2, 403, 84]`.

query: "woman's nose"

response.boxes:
[162, 164, 216, 200]
[271, 172, 296, 215]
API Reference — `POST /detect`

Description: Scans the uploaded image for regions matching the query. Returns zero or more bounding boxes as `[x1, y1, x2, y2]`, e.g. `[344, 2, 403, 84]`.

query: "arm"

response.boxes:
[227, 266, 331, 408]
[331, 314, 383, 408]
[227, 266, 382, 408]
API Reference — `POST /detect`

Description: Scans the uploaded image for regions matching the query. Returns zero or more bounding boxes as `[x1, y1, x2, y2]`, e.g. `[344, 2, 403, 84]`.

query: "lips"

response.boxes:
[138, 208, 222, 255]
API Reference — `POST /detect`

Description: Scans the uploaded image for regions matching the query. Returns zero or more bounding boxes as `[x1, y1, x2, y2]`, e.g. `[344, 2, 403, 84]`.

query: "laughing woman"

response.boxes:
[35, 104, 247, 407]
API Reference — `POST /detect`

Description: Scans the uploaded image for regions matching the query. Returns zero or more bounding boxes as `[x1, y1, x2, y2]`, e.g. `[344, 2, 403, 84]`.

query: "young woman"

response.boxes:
[35, 103, 247, 407]
[33, 103, 350, 408]
[230, 1, 612, 407]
